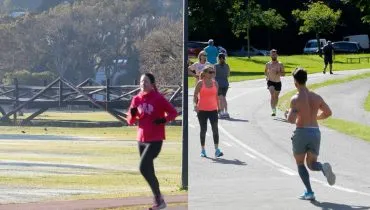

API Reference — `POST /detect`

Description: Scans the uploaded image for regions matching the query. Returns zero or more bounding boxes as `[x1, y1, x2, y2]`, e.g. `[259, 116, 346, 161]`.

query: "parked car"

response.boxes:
[332, 41, 361, 53]
[229, 46, 269, 56]
[303, 39, 327, 54]
[188, 41, 228, 57]
[343, 34, 369, 50]
[188, 41, 208, 57]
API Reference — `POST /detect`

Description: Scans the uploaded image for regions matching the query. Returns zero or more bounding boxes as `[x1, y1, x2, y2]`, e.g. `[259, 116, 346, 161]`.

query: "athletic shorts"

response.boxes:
[324, 57, 333, 65]
[267, 80, 282, 91]
[291, 127, 321, 155]
[218, 87, 228, 96]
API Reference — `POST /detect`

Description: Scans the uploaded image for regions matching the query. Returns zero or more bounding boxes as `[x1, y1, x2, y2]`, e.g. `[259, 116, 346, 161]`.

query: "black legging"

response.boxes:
[138, 141, 163, 197]
[197, 110, 219, 146]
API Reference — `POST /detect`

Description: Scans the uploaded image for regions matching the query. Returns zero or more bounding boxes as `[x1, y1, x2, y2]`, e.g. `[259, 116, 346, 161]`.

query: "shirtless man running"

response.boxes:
[285, 67, 336, 200]
[265, 49, 285, 116]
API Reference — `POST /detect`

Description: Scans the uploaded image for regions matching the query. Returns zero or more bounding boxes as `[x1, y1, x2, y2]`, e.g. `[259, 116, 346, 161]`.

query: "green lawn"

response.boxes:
[189, 54, 370, 87]
[278, 72, 370, 142]
[0, 126, 184, 200]
[278, 71, 370, 110]
[0, 125, 181, 140]
[14, 111, 182, 122]
[321, 118, 370, 143]
[365, 91, 370, 112]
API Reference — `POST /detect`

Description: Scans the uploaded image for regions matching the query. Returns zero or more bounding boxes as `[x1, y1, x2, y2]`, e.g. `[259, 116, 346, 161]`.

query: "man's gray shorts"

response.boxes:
[291, 127, 321, 155]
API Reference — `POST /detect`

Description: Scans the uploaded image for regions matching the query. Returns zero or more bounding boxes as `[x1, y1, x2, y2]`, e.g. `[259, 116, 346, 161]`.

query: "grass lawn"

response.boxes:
[0, 125, 182, 140]
[0, 126, 184, 201]
[278, 71, 370, 142]
[365, 91, 370, 112]
[188, 54, 370, 87]
[15, 111, 182, 122]
[278, 71, 370, 110]
[321, 118, 370, 143]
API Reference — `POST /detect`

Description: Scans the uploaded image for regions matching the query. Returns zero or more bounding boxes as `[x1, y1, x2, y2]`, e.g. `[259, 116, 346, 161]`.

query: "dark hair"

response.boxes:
[218, 53, 225, 59]
[292, 67, 307, 85]
[144, 73, 155, 84]
[143, 73, 158, 92]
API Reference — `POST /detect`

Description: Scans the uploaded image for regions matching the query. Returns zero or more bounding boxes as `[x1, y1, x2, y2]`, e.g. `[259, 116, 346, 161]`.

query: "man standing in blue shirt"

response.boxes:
[204, 39, 218, 64]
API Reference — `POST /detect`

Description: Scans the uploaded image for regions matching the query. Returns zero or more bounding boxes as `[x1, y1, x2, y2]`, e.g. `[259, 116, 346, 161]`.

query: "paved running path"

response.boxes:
[188, 69, 370, 210]
[315, 78, 370, 126]
[0, 195, 187, 210]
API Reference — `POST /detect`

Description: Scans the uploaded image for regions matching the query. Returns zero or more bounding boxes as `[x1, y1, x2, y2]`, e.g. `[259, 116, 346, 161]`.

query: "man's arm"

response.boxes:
[317, 96, 332, 120]
[264, 64, 268, 80]
[280, 63, 285, 77]
[286, 96, 298, 124]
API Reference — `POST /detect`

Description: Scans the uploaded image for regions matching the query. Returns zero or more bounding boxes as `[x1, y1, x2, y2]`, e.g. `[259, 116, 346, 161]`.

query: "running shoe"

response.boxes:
[215, 148, 224, 157]
[224, 112, 230, 119]
[149, 195, 167, 210]
[322, 162, 336, 186]
[299, 191, 315, 200]
[218, 113, 224, 119]
[200, 149, 207, 157]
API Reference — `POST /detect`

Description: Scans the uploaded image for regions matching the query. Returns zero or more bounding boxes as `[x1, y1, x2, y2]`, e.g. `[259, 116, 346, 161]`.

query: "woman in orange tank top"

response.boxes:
[193, 65, 224, 158]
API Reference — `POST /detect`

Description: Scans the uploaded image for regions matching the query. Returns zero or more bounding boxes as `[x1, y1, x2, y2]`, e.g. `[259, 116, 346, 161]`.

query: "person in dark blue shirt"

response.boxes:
[322, 41, 335, 74]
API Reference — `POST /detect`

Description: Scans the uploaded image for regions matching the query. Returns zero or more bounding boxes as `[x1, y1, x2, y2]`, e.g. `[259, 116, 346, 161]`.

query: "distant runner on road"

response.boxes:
[285, 68, 336, 200]
[265, 49, 285, 116]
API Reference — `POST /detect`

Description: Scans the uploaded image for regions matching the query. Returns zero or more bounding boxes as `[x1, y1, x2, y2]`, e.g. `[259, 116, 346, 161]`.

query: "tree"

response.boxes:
[292, 2, 341, 55]
[342, 0, 370, 23]
[228, 0, 286, 58]
[261, 9, 287, 49]
[137, 18, 182, 85]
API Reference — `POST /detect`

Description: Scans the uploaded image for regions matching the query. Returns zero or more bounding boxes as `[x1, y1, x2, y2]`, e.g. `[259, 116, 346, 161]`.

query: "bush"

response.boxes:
[3, 70, 57, 85]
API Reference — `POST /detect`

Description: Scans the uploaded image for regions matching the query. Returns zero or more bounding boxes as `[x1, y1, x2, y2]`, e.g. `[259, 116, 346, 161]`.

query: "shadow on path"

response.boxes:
[205, 157, 247, 166]
[310, 200, 370, 210]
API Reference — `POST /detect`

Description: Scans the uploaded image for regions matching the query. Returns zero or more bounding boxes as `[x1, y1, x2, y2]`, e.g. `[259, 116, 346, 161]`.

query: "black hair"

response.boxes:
[143, 73, 158, 92]
[292, 67, 307, 85]
[144, 73, 155, 84]
[218, 53, 225, 59]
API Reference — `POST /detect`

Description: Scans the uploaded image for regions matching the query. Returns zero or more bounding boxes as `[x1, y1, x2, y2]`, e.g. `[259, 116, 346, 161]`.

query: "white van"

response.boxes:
[303, 39, 327, 54]
[343, 34, 369, 50]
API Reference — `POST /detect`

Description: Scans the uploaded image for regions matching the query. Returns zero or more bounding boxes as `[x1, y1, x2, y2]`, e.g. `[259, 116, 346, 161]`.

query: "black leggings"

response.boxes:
[138, 141, 163, 197]
[197, 110, 219, 146]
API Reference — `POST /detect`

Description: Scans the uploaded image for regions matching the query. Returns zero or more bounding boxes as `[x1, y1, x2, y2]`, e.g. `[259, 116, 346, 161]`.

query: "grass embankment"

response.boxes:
[189, 54, 370, 87]
[278, 72, 370, 142]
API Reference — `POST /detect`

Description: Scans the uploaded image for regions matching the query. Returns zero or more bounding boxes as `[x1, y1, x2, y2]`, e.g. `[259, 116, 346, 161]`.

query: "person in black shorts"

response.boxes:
[265, 49, 285, 116]
[214, 53, 230, 118]
[322, 41, 334, 74]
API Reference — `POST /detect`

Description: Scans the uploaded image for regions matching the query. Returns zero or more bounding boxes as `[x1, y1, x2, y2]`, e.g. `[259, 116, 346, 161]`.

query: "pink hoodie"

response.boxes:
[126, 90, 178, 142]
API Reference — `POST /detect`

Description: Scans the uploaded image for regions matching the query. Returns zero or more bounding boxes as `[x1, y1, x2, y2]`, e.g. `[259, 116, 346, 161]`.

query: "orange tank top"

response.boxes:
[198, 80, 218, 111]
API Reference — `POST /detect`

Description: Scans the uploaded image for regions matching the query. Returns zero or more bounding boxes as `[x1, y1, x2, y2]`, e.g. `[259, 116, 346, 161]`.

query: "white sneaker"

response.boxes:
[322, 163, 336, 186]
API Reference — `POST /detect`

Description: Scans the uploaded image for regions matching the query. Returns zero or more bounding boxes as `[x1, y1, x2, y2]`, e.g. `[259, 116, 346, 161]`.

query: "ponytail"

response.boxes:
[144, 72, 158, 92]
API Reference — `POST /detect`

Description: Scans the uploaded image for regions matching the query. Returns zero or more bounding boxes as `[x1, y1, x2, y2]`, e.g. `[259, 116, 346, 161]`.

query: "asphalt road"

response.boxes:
[188, 69, 370, 210]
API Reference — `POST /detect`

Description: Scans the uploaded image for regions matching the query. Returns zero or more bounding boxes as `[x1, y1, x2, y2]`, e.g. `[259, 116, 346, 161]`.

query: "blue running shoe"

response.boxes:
[299, 191, 315, 200]
[200, 149, 207, 157]
[215, 148, 224, 157]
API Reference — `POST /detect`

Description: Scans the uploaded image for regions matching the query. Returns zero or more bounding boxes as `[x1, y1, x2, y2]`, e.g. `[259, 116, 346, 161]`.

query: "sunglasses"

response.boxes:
[205, 71, 215, 74]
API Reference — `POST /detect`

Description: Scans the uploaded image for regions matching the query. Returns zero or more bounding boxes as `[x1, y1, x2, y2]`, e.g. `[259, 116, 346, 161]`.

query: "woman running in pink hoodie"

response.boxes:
[127, 73, 177, 210]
